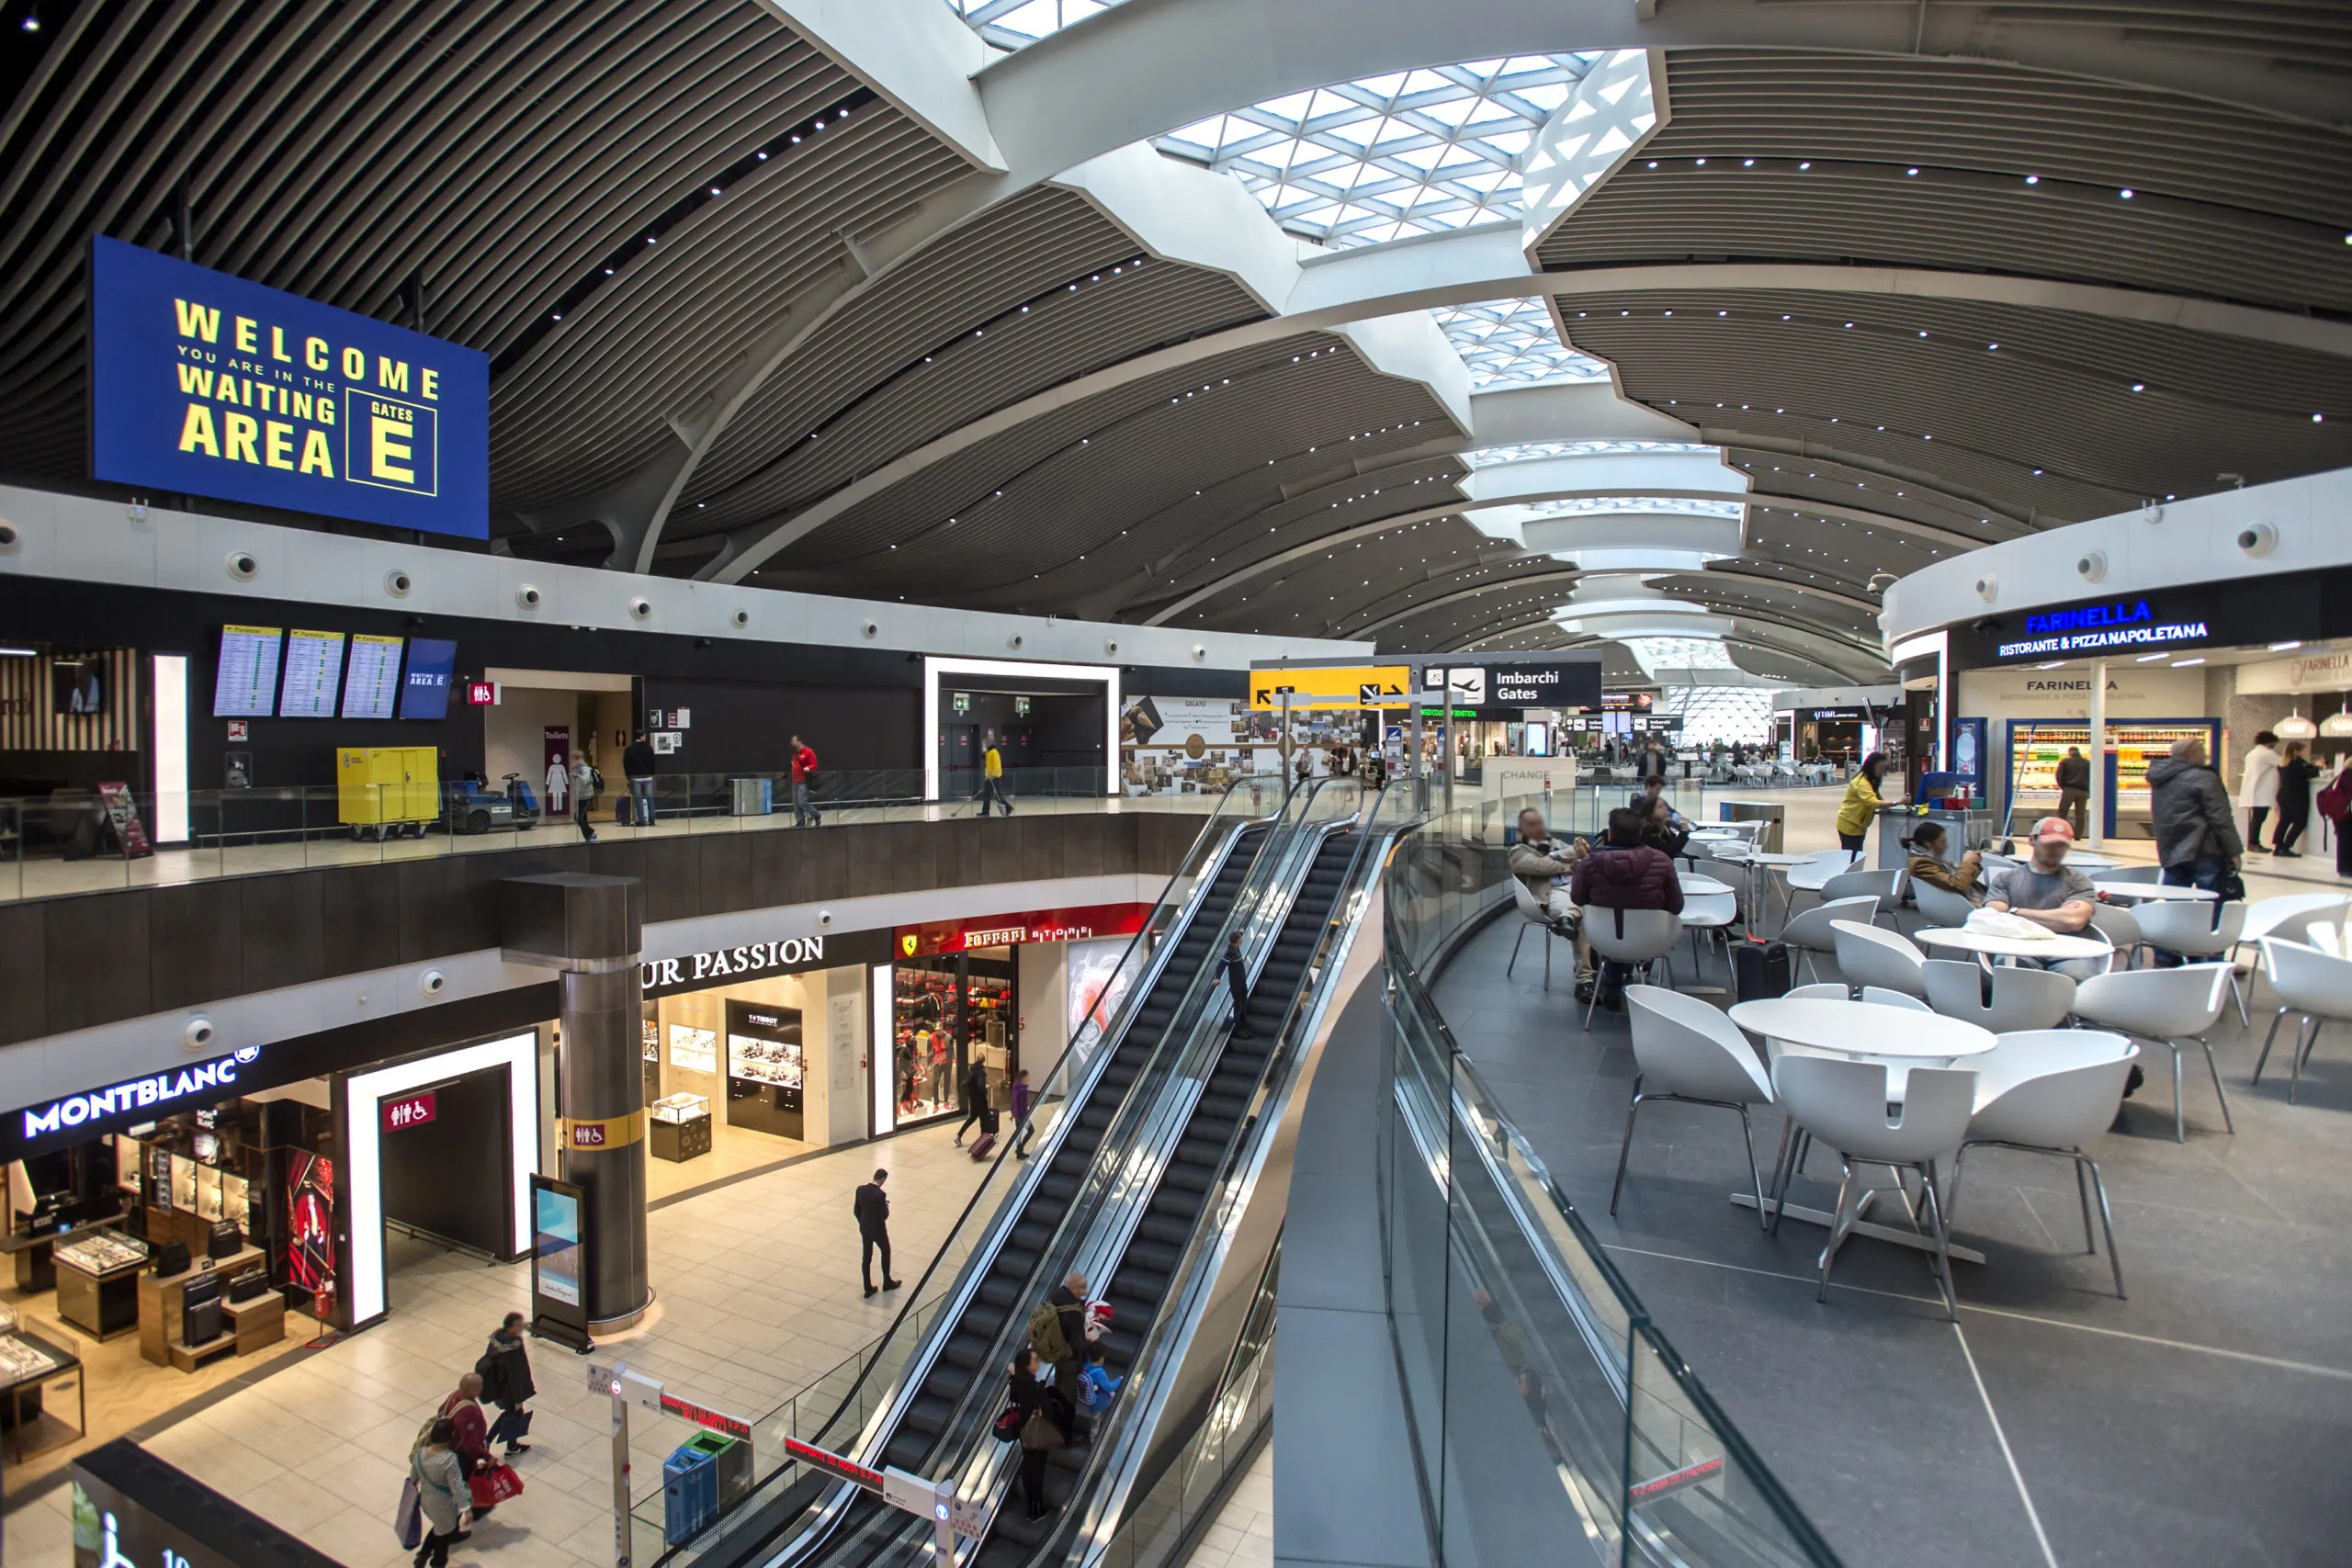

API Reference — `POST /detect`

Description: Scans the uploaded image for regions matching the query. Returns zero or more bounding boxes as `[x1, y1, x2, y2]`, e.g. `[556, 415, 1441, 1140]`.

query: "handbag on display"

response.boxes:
[181, 1273, 223, 1346]
[153, 1240, 191, 1277]
[228, 1269, 269, 1303]
[469, 1463, 526, 1511]
[208, 1219, 243, 1259]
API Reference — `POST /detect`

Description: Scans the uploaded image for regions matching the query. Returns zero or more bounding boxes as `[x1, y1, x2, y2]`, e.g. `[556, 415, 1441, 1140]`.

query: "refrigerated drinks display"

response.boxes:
[2005, 720, 2219, 834]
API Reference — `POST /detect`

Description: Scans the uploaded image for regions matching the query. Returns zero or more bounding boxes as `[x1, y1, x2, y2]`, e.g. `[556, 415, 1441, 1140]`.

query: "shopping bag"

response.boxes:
[488, 1405, 533, 1448]
[394, 1478, 424, 1551]
[469, 1463, 526, 1510]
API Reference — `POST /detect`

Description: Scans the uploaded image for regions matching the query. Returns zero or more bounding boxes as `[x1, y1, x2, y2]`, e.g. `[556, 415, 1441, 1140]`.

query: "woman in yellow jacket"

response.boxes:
[1835, 752, 1894, 852]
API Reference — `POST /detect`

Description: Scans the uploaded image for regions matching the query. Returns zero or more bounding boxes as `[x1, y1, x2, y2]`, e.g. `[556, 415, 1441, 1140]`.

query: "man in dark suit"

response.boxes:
[854, 1168, 900, 1298]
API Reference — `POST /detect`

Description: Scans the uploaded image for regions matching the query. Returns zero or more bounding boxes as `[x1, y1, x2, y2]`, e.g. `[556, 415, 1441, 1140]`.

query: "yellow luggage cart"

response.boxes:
[336, 746, 439, 839]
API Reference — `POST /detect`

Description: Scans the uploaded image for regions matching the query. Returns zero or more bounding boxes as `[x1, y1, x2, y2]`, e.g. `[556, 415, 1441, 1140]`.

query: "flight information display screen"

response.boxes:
[277, 629, 345, 718]
[212, 626, 283, 716]
[341, 634, 405, 719]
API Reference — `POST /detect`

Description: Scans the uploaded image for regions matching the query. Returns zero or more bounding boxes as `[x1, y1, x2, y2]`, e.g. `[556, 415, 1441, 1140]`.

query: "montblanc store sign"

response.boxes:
[1995, 599, 2211, 660]
[640, 927, 891, 998]
[21, 1047, 262, 1138]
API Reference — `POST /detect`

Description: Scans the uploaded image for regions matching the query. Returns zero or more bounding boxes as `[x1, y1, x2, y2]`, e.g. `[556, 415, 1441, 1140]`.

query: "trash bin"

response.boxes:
[1717, 799, 1785, 852]
[729, 777, 773, 817]
[663, 1440, 718, 1545]
[694, 1429, 752, 1508]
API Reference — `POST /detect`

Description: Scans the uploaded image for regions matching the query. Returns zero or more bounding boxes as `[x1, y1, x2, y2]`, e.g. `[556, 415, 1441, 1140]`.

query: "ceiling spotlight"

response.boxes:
[2025, 175, 2039, 185]
[2120, 187, 2134, 198]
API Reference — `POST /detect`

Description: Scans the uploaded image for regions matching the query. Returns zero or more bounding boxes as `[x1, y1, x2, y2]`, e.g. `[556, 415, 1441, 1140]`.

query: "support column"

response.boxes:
[503, 873, 650, 1334]
[2088, 660, 2107, 849]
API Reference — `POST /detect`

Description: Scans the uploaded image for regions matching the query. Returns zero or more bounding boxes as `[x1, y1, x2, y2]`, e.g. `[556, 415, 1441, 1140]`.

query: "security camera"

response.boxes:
[628, 595, 652, 621]
[385, 569, 413, 597]
[0, 521, 17, 548]
[1192, 644, 1208, 662]
[516, 584, 542, 609]
[2141, 501, 2165, 525]
[816, 909, 834, 928]
[861, 620, 879, 639]
[729, 608, 751, 629]
[226, 549, 259, 581]
[183, 1016, 217, 1051]
[419, 968, 447, 997]
[1973, 575, 1998, 603]
[2075, 550, 2108, 583]
[2236, 522, 2278, 558]
[128, 499, 149, 522]
[1104, 638, 1119, 656]
[1008, 633, 1025, 650]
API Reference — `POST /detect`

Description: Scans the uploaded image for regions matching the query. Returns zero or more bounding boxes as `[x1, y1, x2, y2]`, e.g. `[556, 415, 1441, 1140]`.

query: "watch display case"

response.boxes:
[723, 1001, 804, 1140]
[648, 1093, 712, 1163]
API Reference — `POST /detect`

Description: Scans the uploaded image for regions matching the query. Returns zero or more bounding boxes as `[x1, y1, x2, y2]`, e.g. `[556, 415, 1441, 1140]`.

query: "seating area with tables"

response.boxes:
[1446, 784, 2352, 1566]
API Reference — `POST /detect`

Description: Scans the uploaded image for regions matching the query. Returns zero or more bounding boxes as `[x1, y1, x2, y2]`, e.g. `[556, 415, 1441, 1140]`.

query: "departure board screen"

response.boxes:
[341, 634, 405, 719]
[278, 629, 345, 718]
[212, 626, 283, 716]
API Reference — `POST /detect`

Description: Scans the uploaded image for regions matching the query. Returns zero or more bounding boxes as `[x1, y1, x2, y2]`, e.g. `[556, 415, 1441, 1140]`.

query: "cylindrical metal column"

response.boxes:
[560, 966, 650, 1331]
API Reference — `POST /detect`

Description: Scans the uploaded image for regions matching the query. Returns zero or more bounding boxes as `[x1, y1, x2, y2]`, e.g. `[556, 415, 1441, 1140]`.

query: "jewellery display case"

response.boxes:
[648, 1093, 712, 1163]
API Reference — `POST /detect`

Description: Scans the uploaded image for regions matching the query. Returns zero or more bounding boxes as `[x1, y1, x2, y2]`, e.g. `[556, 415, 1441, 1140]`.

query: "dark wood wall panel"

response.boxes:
[7, 813, 1196, 1047]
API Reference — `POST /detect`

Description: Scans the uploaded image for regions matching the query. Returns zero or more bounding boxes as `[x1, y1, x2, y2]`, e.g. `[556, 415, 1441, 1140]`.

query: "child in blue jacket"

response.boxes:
[1079, 1345, 1123, 1416]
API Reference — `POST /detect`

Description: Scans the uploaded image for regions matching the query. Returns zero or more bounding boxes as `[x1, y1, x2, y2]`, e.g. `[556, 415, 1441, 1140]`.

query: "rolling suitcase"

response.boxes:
[1730, 939, 1792, 1002]
[967, 1133, 996, 1161]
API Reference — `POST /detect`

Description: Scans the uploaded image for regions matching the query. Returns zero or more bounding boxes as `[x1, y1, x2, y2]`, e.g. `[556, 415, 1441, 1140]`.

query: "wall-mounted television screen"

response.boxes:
[342, 634, 404, 719]
[278, 629, 345, 718]
[400, 638, 458, 720]
[212, 626, 283, 717]
[51, 660, 103, 716]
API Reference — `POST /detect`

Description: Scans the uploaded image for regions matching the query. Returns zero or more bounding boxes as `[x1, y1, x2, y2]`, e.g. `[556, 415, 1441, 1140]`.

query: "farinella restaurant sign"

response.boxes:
[1996, 598, 2211, 660]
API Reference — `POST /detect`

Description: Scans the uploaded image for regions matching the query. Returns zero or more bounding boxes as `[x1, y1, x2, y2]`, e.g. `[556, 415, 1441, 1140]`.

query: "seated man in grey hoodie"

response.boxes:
[1509, 807, 1595, 994]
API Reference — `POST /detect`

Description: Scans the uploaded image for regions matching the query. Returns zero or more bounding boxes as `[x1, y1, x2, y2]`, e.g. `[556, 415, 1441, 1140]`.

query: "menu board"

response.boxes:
[400, 637, 458, 720]
[341, 634, 405, 719]
[278, 629, 345, 718]
[212, 626, 283, 716]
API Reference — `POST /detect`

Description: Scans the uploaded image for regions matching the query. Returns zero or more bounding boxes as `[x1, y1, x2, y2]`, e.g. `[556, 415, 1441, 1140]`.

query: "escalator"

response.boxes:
[875, 823, 1272, 1476]
[980, 824, 1367, 1562]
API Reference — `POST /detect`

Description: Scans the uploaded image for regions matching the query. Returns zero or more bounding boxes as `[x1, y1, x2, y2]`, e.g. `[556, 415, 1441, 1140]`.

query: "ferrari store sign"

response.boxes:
[1248, 664, 1410, 711]
[896, 902, 1152, 958]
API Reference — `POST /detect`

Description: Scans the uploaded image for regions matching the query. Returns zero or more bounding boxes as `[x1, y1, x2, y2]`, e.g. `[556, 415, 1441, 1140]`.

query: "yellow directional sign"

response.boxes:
[1249, 664, 1412, 710]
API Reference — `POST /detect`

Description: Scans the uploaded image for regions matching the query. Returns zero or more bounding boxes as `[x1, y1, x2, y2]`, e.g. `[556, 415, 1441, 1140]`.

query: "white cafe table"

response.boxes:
[1726, 998, 1996, 1264]
[2094, 881, 2218, 902]
[1679, 874, 1734, 897]
[1912, 927, 2114, 963]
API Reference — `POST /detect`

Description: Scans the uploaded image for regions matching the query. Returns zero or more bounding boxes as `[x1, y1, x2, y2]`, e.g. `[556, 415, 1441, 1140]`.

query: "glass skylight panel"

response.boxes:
[1630, 637, 1737, 670]
[1656, 684, 1775, 744]
[1523, 496, 1745, 519]
[1466, 441, 1715, 467]
[945, 0, 1120, 48]
[1430, 298, 1611, 387]
[1154, 55, 1597, 249]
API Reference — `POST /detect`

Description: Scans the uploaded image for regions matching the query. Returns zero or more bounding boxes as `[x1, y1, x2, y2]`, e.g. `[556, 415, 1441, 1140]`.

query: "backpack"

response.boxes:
[2321, 771, 2352, 824]
[1027, 1299, 1072, 1366]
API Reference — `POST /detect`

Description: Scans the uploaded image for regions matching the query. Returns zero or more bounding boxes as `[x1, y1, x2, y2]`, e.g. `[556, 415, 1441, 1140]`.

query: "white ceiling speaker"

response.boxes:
[1973, 574, 1998, 603]
[516, 584, 543, 609]
[225, 549, 259, 581]
[419, 968, 447, 997]
[2075, 550, 2107, 583]
[1104, 638, 1119, 656]
[628, 595, 652, 621]
[729, 608, 751, 630]
[1008, 633, 1025, 650]
[384, 568, 413, 597]
[860, 619, 879, 639]
[2237, 521, 2278, 558]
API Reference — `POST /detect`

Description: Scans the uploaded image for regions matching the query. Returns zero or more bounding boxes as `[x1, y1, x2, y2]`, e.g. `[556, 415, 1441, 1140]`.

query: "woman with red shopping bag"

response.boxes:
[440, 1372, 525, 1517]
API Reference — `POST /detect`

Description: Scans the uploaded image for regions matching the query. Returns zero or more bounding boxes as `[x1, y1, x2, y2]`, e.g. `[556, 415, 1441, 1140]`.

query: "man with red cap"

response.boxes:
[1985, 817, 2105, 978]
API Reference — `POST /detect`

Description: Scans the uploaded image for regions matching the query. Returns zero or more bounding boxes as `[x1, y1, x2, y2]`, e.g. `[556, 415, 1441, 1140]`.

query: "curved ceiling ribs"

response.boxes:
[6, 0, 2349, 687]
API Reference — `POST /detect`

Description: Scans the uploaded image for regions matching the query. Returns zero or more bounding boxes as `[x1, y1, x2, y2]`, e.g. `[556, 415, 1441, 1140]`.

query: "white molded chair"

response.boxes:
[2135, 900, 2250, 1024]
[2097, 863, 2165, 885]
[1616, 987, 1774, 1224]
[1952, 1030, 2139, 1297]
[2070, 964, 2234, 1141]
[1830, 919, 1928, 998]
[1860, 987, 1931, 1011]
[2085, 904, 2145, 971]
[1821, 866, 1906, 931]
[1780, 897, 1880, 984]
[2255, 935, 2352, 1103]
[1912, 880, 1980, 930]
[1507, 876, 1576, 990]
[1584, 908, 1685, 1030]
[1769, 1055, 1977, 1319]
[1922, 959, 2076, 1032]
[1679, 889, 1739, 983]
[2239, 896, 2351, 992]
[1781, 849, 1861, 917]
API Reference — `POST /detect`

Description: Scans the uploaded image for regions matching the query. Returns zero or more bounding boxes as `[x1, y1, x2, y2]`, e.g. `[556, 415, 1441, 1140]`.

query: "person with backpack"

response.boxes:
[1078, 1344, 1123, 1419]
[477, 1312, 536, 1457]
[570, 750, 598, 844]
[1028, 1272, 1090, 1412]
[790, 734, 821, 828]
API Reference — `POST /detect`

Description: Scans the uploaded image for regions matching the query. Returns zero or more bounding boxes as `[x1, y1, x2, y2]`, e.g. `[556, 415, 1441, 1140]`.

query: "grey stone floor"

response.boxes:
[1434, 914, 2352, 1568]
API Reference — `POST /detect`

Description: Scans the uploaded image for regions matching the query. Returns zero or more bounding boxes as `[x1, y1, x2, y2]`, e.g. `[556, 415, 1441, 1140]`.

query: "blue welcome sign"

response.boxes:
[88, 236, 489, 538]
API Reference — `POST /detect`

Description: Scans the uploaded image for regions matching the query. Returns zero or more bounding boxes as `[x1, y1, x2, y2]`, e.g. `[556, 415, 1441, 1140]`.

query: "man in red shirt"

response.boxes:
[790, 733, 821, 828]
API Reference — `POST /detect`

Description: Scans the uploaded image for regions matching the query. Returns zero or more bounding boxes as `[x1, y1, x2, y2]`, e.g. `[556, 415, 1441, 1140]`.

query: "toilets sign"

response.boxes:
[88, 236, 488, 537]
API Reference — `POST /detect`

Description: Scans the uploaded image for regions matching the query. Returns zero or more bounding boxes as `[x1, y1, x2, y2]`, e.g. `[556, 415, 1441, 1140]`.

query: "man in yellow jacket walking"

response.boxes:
[978, 733, 1013, 817]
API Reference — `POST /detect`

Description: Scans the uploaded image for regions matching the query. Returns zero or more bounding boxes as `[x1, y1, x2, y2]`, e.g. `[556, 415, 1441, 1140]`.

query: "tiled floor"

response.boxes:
[1434, 789, 2352, 1567]
[2, 1121, 999, 1568]
[1184, 1441, 1272, 1568]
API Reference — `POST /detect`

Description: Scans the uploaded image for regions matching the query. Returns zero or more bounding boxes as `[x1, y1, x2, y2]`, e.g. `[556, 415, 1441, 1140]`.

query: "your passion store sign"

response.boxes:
[1995, 598, 2211, 660]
